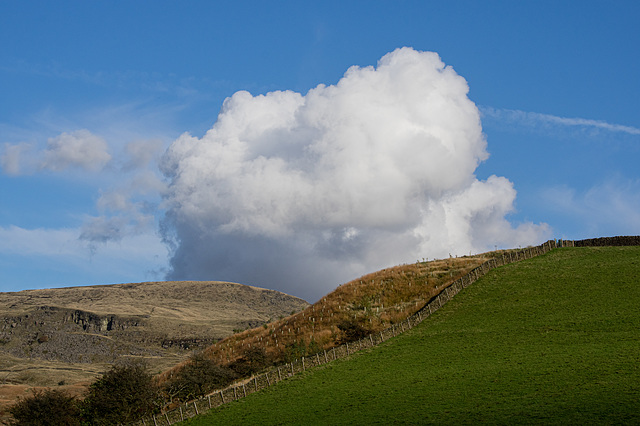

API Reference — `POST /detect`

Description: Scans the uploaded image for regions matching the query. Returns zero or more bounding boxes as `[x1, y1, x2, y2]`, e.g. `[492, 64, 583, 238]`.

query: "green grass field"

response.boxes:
[183, 246, 640, 425]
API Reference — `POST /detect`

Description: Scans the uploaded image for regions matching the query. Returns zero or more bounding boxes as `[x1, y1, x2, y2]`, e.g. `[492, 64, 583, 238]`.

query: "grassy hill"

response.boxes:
[181, 246, 640, 424]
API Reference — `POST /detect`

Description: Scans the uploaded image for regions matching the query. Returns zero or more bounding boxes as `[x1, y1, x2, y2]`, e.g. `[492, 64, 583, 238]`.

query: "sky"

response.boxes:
[1, 1, 639, 302]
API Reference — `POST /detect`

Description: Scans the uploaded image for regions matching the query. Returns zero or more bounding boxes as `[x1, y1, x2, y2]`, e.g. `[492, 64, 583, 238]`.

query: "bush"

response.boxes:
[282, 339, 308, 363]
[9, 388, 81, 426]
[281, 338, 321, 363]
[81, 359, 160, 425]
[336, 318, 371, 344]
[165, 352, 237, 402]
[228, 347, 271, 376]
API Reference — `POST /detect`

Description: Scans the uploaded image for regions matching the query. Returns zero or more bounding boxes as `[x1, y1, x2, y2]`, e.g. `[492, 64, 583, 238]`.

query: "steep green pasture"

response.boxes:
[184, 246, 640, 424]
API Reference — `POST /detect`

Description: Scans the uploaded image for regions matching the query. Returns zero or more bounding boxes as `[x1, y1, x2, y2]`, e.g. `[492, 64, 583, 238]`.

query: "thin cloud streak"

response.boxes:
[480, 106, 640, 136]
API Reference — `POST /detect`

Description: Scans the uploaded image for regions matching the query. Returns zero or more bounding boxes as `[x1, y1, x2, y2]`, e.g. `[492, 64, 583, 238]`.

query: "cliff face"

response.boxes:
[0, 305, 156, 363]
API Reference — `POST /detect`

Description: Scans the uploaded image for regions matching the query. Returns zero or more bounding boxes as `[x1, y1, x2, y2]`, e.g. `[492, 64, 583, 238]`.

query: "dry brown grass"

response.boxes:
[157, 254, 491, 386]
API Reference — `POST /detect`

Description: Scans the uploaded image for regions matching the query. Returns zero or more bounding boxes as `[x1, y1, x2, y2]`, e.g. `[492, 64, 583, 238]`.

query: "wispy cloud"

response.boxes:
[0, 224, 168, 291]
[480, 106, 640, 136]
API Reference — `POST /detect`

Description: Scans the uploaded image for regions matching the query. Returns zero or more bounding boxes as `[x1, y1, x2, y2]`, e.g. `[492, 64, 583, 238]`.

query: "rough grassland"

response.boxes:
[184, 246, 640, 425]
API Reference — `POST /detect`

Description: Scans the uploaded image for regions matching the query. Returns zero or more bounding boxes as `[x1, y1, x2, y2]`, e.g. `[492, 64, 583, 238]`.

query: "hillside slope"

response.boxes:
[158, 254, 492, 385]
[182, 246, 640, 424]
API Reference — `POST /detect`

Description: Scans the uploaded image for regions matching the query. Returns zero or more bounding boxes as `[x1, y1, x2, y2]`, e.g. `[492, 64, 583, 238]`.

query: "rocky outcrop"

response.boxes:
[0, 306, 153, 363]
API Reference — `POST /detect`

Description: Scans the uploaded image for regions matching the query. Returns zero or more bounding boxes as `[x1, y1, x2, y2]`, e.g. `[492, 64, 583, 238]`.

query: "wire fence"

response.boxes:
[131, 236, 638, 425]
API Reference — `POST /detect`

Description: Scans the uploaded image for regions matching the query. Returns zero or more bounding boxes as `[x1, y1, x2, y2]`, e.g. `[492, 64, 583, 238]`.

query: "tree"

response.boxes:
[228, 347, 271, 376]
[336, 318, 371, 344]
[9, 388, 81, 426]
[165, 352, 237, 402]
[81, 359, 160, 425]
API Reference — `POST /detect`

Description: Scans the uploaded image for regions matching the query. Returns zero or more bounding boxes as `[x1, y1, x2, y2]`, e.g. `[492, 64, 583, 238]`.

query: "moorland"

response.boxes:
[0, 281, 308, 418]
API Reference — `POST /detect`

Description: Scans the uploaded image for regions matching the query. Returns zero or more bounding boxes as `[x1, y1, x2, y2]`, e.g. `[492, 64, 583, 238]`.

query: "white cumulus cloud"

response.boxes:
[160, 47, 549, 301]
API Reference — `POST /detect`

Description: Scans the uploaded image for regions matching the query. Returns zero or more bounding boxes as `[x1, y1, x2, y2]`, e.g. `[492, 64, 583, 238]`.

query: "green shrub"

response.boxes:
[336, 318, 371, 344]
[282, 339, 307, 363]
[165, 352, 237, 402]
[81, 360, 160, 425]
[228, 347, 270, 377]
[9, 388, 81, 426]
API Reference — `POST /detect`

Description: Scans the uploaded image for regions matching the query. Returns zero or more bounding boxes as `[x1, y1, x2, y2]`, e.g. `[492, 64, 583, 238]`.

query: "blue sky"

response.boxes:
[1, 1, 639, 301]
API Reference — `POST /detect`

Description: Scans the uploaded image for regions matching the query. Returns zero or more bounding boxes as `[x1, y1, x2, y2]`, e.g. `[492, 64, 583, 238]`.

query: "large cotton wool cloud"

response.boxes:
[161, 47, 548, 301]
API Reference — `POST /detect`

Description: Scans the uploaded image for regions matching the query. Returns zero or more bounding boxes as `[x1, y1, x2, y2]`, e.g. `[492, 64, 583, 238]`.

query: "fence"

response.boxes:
[132, 236, 639, 425]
